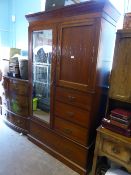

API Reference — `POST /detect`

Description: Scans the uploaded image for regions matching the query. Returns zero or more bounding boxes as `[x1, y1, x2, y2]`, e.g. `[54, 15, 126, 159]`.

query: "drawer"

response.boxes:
[30, 120, 88, 168]
[9, 80, 28, 95]
[102, 138, 131, 165]
[54, 101, 90, 128]
[55, 87, 93, 110]
[54, 117, 88, 146]
[8, 113, 27, 130]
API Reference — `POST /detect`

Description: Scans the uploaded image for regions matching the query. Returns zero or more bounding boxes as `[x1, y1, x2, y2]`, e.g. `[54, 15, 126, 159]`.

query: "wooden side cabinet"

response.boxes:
[92, 126, 131, 175]
[2, 76, 29, 134]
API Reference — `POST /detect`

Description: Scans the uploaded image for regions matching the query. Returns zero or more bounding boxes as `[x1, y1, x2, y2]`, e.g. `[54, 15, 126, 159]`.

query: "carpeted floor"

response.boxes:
[0, 119, 79, 175]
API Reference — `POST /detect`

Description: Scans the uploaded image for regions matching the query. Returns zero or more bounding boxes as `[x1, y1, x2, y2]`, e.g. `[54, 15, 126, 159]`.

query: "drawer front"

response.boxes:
[55, 87, 93, 110]
[8, 113, 27, 130]
[55, 101, 90, 128]
[102, 138, 131, 165]
[30, 120, 88, 168]
[9, 80, 28, 95]
[54, 117, 88, 146]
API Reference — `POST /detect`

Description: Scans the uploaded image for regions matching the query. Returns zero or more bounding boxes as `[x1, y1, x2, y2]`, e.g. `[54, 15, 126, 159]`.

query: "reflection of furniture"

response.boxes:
[2, 76, 29, 133]
[33, 62, 51, 112]
[92, 126, 131, 175]
[33, 34, 52, 113]
[26, 1, 119, 174]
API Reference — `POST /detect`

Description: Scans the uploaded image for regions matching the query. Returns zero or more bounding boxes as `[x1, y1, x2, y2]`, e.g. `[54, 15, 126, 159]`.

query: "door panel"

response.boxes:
[57, 20, 97, 92]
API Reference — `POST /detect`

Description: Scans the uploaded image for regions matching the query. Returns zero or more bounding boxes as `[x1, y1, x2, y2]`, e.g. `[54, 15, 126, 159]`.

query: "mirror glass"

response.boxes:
[32, 29, 52, 124]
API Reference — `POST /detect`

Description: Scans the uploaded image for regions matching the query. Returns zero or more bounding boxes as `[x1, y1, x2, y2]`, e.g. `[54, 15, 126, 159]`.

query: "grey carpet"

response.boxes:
[0, 119, 79, 175]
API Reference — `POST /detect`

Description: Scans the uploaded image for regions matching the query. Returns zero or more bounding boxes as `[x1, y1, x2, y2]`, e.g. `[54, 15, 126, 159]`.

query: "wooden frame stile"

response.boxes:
[28, 25, 33, 131]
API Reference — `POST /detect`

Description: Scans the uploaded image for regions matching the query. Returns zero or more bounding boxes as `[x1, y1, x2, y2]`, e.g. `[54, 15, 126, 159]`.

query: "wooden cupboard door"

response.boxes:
[109, 36, 131, 102]
[56, 19, 97, 92]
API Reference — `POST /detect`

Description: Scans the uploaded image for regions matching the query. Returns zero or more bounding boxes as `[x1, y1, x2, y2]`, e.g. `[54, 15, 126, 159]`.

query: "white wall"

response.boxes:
[12, 0, 41, 50]
[109, 0, 128, 29]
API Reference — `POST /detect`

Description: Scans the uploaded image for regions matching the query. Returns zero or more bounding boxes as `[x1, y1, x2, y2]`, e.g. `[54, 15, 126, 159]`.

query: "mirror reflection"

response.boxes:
[32, 29, 52, 124]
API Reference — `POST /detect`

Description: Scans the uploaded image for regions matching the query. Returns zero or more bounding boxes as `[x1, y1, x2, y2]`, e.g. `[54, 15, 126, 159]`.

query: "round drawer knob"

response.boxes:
[68, 96, 76, 102]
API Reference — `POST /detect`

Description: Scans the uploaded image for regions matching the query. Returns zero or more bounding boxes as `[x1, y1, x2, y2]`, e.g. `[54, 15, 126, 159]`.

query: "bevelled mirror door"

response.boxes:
[32, 29, 52, 124]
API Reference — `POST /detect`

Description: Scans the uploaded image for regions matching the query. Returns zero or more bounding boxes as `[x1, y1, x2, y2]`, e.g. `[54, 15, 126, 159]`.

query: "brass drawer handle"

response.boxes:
[66, 112, 74, 117]
[68, 95, 76, 102]
[112, 146, 120, 154]
[64, 128, 72, 135]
